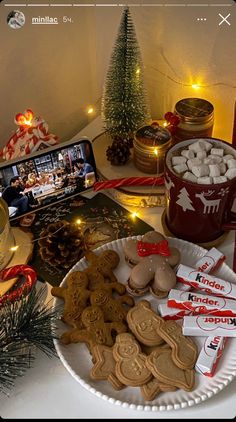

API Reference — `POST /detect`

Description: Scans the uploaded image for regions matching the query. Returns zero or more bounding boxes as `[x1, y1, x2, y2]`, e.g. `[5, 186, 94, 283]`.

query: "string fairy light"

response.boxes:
[149, 65, 236, 90]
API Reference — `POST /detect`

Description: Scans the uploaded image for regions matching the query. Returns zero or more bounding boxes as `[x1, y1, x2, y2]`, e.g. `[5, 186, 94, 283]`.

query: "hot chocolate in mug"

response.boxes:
[164, 138, 236, 244]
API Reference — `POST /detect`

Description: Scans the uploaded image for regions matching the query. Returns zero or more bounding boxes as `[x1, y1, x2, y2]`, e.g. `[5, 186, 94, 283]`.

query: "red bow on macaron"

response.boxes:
[137, 239, 171, 257]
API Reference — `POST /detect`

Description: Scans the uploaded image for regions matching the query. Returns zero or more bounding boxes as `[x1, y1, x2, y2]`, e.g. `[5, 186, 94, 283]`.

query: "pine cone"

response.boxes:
[38, 220, 85, 269]
[106, 139, 131, 165]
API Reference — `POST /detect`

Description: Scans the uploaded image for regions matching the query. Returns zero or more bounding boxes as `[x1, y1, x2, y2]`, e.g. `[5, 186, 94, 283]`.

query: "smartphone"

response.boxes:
[0, 138, 97, 219]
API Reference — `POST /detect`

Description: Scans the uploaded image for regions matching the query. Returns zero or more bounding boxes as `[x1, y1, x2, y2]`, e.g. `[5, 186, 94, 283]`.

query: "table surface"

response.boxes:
[1, 118, 236, 419]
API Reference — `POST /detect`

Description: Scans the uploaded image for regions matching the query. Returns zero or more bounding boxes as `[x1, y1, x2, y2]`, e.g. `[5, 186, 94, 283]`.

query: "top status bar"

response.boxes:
[3, 3, 234, 7]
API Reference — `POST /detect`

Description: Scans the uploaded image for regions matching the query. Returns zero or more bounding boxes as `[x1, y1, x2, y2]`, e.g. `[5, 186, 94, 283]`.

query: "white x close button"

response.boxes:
[218, 13, 231, 26]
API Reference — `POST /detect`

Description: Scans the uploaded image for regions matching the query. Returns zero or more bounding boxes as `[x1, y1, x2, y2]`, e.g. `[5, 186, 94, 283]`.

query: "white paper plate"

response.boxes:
[53, 237, 236, 411]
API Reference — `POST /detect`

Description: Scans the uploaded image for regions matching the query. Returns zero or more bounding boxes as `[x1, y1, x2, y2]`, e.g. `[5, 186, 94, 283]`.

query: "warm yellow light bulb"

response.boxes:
[10, 245, 19, 252]
[76, 218, 82, 225]
[131, 211, 139, 219]
[192, 84, 200, 90]
[163, 121, 168, 127]
[154, 148, 158, 156]
[136, 68, 140, 75]
[87, 107, 94, 114]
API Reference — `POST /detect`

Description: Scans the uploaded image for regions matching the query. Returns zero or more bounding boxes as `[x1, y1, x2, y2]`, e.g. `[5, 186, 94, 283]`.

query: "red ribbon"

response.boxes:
[137, 239, 171, 257]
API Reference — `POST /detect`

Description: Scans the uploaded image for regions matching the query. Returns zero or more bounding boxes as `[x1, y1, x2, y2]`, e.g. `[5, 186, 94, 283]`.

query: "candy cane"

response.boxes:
[93, 176, 164, 192]
[0, 265, 37, 305]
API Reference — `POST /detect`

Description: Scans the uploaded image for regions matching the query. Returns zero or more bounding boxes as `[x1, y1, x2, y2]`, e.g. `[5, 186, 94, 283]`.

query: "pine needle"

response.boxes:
[0, 285, 60, 394]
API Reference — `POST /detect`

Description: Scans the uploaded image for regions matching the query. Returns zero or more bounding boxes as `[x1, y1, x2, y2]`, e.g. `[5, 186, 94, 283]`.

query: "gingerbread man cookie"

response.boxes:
[90, 289, 134, 323]
[61, 305, 127, 349]
[113, 333, 152, 387]
[123, 231, 180, 298]
[84, 250, 120, 283]
[51, 271, 90, 329]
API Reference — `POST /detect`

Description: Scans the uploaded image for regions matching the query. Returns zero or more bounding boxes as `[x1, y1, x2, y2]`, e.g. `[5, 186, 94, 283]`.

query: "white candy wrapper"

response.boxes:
[183, 315, 236, 337]
[157, 303, 193, 320]
[195, 336, 227, 377]
[176, 264, 236, 299]
[168, 289, 236, 317]
[176, 247, 225, 292]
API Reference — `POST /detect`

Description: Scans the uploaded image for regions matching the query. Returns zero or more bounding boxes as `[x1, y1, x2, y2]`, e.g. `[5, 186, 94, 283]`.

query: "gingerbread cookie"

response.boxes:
[84, 250, 120, 283]
[61, 305, 127, 349]
[113, 333, 152, 387]
[90, 344, 124, 390]
[127, 301, 164, 346]
[146, 349, 195, 392]
[124, 231, 180, 298]
[157, 319, 198, 370]
[51, 271, 90, 329]
[90, 289, 134, 323]
[140, 377, 177, 401]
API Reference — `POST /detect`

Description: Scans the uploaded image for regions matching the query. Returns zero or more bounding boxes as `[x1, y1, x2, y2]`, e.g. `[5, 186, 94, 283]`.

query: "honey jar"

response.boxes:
[173, 98, 214, 144]
[133, 124, 172, 175]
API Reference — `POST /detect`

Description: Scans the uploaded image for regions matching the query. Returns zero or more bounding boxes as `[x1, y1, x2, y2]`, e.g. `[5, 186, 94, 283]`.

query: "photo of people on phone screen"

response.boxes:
[0, 141, 96, 218]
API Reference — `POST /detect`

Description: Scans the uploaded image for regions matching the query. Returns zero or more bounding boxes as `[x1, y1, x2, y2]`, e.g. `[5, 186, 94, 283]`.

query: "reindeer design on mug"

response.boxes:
[195, 191, 221, 214]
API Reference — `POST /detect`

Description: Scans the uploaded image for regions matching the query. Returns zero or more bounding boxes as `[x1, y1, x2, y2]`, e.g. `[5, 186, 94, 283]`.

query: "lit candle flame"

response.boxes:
[87, 107, 94, 114]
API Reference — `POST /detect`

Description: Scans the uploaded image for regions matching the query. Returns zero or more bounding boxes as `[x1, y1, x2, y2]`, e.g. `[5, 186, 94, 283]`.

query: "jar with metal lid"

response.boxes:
[133, 124, 172, 175]
[173, 98, 214, 144]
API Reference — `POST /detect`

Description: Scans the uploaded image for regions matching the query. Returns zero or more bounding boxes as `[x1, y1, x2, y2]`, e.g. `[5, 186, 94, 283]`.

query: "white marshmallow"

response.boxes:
[219, 162, 227, 175]
[209, 164, 221, 177]
[213, 176, 227, 184]
[181, 149, 195, 159]
[192, 164, 210, 178]
[198, 140, 213, 152]
[183, 172, 198, 183]
[211, 148, 224, 157]
[204, 158, 215, 165]
[172, 156, 187, 166]
[197, 177, 213, 184]
[188, 140, 207, 153]
[227, 159, 236, 169]
[225, 168, 236, 180]
[187, 158, 202, 171]
[173, 163, 188, 174]
[223, 154, 234, 163]
[196, 150, 207, 159]
[207, 155, 222, 164]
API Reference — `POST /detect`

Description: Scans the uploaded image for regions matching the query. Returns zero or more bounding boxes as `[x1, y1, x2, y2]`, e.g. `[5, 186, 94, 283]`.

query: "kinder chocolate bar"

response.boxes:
[168, 289, 236, 317]
[176, 264, 236, 300]
[183, 315, 236, 337]
[176, 248, 225, 292]
[195, 336, 227, 377]
[195, 247, 225, 273]
[157, 303, 193, 320]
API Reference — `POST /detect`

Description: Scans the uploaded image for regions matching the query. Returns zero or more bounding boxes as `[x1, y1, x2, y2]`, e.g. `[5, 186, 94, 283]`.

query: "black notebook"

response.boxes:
[15, 193, 154, 286]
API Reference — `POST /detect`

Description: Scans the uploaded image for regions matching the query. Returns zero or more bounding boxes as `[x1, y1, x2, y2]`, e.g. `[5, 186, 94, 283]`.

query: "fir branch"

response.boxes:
[0, 286, 60, 394]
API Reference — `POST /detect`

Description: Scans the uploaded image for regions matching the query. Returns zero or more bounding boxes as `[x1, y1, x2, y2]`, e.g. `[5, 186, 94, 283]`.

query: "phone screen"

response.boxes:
[0, 1, 235, 193]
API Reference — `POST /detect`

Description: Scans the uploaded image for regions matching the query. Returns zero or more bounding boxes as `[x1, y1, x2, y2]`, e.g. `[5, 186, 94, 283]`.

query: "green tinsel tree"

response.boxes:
[101, 7, 151, 140]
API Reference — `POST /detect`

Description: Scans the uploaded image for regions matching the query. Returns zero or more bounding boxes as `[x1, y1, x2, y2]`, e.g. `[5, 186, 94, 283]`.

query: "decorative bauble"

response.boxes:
[38, 220, 85, 269]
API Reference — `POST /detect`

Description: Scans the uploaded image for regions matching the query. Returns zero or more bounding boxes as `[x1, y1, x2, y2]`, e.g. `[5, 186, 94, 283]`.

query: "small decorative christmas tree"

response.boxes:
[102, 7, 151, 141]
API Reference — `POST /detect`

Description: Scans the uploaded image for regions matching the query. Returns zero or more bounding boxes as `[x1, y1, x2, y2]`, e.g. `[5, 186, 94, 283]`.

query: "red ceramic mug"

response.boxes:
[164, 138, 236, 244]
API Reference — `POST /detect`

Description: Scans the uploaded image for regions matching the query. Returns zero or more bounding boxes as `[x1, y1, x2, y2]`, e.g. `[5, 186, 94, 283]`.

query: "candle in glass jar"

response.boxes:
[133, 124, 172, 175]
